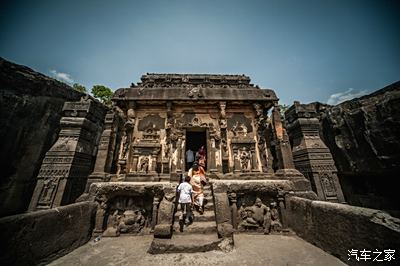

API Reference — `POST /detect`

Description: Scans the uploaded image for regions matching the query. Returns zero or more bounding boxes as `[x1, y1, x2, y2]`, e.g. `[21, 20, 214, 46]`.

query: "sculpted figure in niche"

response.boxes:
[118, 209, 146, 234]
[139, 157, 149, 173]
[268, 202, 282, 233]
[103, 210, 121, 237]
[239, 148, 250, 171]
[239, 198, 271, 234]
[232, 121, 247, 137]
[219, 118, 227, 129]
[40, 176, 58, 203]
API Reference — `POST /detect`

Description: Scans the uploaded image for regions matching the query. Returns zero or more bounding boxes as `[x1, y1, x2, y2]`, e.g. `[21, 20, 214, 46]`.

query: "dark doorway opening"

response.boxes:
[185, 129, 207, 171]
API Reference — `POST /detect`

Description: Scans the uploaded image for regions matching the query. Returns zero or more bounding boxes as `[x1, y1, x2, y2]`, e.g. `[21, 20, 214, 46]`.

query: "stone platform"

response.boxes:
[49, 234, 346, 266]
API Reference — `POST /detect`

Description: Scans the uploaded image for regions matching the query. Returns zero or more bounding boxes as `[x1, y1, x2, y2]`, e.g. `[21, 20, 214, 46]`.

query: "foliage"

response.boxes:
[278, 104, 290, 118]
[72, 83, 87, 93]
[91, 85, 113, 106]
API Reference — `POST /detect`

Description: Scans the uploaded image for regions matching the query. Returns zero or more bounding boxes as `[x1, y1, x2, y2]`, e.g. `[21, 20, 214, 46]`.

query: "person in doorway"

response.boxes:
[188, 162, 207, 214]
[197, 146, 206, 168]
[185, 148, 195, 170]
[176, 175, 194, 232]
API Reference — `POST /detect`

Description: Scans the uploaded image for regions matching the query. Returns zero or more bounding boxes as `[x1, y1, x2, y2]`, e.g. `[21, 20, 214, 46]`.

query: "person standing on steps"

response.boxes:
[197, 146, 206, 169]
[185, 148, 195, 171]
[188, 162, 207, 214]
[176, 174, 194, 232]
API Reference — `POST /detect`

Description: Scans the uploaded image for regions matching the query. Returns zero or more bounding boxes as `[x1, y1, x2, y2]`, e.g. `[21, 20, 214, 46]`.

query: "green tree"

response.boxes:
[91, 85, 113, 105]
[72, 83, 87, 93]
[278, 104, 290, 118]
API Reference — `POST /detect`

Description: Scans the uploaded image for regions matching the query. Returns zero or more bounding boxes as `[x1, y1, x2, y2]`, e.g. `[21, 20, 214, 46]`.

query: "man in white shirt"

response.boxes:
[176, 175, 194, 231]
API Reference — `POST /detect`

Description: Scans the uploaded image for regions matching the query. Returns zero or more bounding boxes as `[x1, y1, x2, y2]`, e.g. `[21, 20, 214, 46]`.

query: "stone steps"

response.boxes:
[148, 234, 225, 254]
[174, 210, 215, 222]
[173, 221, 217, 234]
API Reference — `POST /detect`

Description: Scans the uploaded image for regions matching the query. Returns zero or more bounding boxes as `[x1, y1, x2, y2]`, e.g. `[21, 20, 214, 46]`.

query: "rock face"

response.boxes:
[0, 201, 97, 265]
[287, 82, 400, 213]
[320, 82, 400, 212]
[0, 57, 83, 217]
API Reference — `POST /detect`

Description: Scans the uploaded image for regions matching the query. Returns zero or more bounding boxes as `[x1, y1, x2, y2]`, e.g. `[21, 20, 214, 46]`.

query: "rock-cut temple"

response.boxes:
[27, 73, 345, 241]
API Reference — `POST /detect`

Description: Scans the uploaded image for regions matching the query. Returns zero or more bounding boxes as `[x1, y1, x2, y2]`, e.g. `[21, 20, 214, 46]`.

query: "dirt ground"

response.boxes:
[49, 234, 347, 266]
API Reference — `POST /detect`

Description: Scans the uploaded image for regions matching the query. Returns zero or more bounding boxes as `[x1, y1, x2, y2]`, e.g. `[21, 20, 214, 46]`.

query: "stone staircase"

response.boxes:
[149, 184, 223, 254]
[173, 184, 217, 234]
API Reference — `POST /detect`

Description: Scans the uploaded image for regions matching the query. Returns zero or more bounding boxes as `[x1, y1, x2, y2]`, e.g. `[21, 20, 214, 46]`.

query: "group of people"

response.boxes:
[176, 154, 207, 231]
[185, 146, 206, 170]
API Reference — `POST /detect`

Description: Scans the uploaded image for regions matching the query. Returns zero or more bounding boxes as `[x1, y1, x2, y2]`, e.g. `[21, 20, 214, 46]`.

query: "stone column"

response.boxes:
[125, 102, 136, 173]
[251, 146, 258, 171]
[233, 150, 241, 173]
[229, 193, 238, 229]
[285, 101, 345, 203]
[87, 109, 122, 190]
[29, 98, 107, 211]
[151, 196, 160, 232]
[209, 137, 217, 172]
[272, 104, 313, 193]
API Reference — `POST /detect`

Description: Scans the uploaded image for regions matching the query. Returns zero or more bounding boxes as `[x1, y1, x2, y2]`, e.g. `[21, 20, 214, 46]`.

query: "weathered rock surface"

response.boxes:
[319, 81, 400, 212]
[0, 201, 96, 265]
[287, 196, 400, 266]
[0, 57, 84, 217]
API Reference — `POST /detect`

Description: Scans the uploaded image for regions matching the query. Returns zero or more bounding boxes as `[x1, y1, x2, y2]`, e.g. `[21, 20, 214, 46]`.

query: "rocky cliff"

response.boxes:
[317, 82, 400, 212]
[321, 82, 400, 210]
[0, 57, 84, 217]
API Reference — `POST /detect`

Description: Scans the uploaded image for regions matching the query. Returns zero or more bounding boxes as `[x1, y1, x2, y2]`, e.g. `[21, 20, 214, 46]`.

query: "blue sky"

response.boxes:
[1, 0, 399, 105]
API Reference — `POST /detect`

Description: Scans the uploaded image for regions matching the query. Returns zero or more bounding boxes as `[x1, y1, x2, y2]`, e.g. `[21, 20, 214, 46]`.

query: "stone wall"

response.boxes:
[0, 201, 96, 265]
[286, 196, 400, 266]
[319, 82, 400, 212]
[0, 57, 83, 217]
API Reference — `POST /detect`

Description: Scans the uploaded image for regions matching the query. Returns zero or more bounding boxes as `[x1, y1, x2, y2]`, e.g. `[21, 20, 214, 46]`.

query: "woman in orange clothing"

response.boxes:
[188, 162, 207, 214]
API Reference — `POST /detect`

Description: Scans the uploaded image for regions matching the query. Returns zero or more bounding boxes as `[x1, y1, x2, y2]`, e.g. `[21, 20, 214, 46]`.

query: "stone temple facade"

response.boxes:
[25, 74, 344, 245]
[26, 73, 348, 244]
[109, 73, 280, 181]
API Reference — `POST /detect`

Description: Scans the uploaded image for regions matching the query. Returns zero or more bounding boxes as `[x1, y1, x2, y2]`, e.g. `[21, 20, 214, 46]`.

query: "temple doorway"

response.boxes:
[185, 129, 207, 171]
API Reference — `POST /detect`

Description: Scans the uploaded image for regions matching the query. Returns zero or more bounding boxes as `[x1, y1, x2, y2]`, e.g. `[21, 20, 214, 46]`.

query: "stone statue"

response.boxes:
[118, 209, 146, 234]
[40, 176, 58, 204]
[232, 121, 248, 137]
[103, 210, 121, 237]
[268, 202, 282, 233]
[239, 198, 271, 234]
[139, 157, 149, 173]
[94, 201, 107, 232]
[239, 148, 250, 170]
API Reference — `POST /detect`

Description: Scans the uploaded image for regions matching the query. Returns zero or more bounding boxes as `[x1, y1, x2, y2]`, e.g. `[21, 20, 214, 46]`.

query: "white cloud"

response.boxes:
[327, 88, 368, 105]
[50, 69, 74, 84]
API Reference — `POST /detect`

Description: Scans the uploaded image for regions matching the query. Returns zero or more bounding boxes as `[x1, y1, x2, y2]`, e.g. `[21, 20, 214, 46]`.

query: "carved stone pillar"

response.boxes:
[272, 104, 312, 193]
[272, 105, 295, 169]
[176, 137, 183, 173]
[87, 109, 123, 190]
[132, 154, 139, 172]
[29, 98, 107, 211]
[229, 193, 238, 229]
[125, 102, 136, 172]
[209, 137, 217, 172]
[233, 150, 241, 173]
[285, 102, 345, 203]
[251, 147, 258, 171]
[151, 154, 158, 173]
[151, 196, 160, 232]
[94, 201, 107, 233]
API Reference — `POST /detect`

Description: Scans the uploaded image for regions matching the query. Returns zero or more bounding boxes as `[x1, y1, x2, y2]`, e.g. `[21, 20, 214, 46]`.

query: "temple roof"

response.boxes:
[113, 73, 278, 102]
